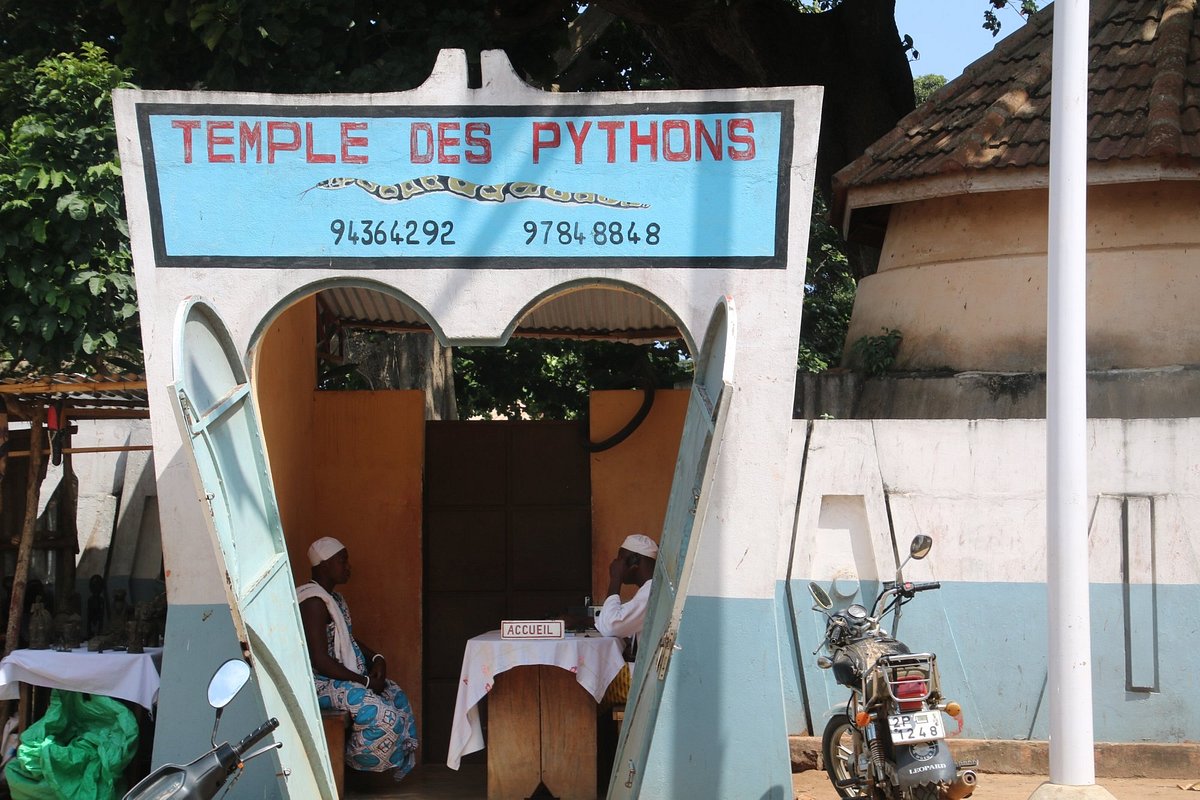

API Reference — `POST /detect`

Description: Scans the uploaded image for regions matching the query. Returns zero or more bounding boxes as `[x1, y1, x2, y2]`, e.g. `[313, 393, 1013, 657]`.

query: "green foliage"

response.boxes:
[317, 361, 373, 392]
[913, 74, 947, 105]
[984, 0, 1044, 36]
[798, 192, 856, 373]
[454, 340, 691, 420]
[851, 328, 902, 377]
[0, 0, 571, 94]
[793, 0, 842, 11]
[0, 44, 139, 377]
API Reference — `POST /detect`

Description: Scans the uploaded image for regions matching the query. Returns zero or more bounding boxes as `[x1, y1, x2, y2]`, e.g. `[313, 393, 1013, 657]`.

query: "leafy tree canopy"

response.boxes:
[455, 339, 691, 420]
[0, 44, 138, 377]
[0, 0, 1034, 400]
[913, 73, 947, 105]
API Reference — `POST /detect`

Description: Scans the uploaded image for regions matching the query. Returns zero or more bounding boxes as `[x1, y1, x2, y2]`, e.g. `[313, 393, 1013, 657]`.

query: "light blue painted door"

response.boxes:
[607, 298, 735, 799]
[169, 298, 337, 799]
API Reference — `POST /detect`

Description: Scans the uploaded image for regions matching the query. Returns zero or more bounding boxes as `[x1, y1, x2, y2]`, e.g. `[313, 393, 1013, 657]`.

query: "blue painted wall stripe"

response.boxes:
[638, 595, 793, 800]
[780, 579, 1200, 742]
[154, 603, 283, 795]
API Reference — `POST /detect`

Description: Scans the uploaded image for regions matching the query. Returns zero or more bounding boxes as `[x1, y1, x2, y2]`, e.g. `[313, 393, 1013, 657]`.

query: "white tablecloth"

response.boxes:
[447, 631, 625, 770]
[0, 647, 164, 711]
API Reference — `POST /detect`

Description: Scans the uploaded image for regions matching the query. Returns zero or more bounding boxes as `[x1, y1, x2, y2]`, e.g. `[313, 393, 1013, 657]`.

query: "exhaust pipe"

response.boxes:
[941, 769, 977, 800]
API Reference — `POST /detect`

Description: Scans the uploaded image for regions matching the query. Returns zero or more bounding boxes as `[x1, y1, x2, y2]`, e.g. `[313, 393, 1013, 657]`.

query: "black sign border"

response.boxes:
[136, 100, 795, 270]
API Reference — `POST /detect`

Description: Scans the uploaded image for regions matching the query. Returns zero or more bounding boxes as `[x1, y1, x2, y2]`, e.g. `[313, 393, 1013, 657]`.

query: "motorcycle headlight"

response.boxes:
[132, 769, 186, 800]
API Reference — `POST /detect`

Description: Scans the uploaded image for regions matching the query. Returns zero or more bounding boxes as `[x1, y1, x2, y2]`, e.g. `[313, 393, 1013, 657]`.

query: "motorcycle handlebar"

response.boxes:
[904, 581, 941, 594]
[235, 718, 279, 757]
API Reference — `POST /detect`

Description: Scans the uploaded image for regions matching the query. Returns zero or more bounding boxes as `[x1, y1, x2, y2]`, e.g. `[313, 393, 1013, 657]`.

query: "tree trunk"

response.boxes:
[344, 332, 459, 420]
[4, 404, 45, 657]
[0, 402, 7, 530]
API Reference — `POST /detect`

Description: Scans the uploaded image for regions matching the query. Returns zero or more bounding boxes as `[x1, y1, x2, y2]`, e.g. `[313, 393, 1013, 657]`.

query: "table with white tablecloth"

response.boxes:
[0, 647, 164, 712]
[448, 630, 625, 800]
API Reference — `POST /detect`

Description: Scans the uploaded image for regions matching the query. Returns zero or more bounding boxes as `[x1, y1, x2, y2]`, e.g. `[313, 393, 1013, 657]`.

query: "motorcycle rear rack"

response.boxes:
[880, 652, 938, 704]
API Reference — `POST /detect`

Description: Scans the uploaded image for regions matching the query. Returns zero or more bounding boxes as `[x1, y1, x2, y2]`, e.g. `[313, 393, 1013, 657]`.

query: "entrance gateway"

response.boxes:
[114, 50, 820, 798]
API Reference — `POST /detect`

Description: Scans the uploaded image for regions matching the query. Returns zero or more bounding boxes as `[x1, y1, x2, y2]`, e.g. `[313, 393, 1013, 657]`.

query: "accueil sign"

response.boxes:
[500, 620, 565, 640]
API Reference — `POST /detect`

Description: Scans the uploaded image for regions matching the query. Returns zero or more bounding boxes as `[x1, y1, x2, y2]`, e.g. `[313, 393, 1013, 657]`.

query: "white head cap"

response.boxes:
[308, 536, 346, 566]
[621, 534, 659, 559]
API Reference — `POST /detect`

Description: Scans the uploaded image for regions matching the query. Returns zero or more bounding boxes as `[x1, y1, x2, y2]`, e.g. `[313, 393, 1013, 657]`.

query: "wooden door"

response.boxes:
[608, 298, 735, 799]
[169, 298, 336, 799]
[423, 421, 592, 764]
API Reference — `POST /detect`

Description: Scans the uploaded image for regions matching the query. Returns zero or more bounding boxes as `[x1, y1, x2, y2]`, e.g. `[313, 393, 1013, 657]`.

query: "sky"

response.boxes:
[894, 0, 1050, 81]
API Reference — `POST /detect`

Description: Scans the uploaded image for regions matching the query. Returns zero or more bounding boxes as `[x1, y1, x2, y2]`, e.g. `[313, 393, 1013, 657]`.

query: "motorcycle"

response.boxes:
[124, 658, 280, 800]
[809, 535, 977, 800]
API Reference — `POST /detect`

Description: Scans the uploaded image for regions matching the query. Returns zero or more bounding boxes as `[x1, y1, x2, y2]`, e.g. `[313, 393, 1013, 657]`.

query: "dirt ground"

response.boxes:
[791, 769, 1197, 799]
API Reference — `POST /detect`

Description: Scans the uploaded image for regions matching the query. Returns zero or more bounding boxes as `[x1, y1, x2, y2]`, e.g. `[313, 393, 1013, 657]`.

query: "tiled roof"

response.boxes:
[833, 0, 1200, 236]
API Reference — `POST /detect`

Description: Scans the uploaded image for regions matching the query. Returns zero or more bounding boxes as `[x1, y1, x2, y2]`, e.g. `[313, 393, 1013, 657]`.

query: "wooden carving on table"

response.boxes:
[86, 574, 108, 639]
[126, 602, 152, 654]
[27, 600, 52, 650]
[53, 592, 84, 650]
[88, 588, 131, 652]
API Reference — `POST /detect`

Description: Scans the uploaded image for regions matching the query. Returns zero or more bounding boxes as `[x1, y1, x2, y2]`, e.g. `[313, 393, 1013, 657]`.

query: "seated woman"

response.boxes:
[297, 537, 418, 783]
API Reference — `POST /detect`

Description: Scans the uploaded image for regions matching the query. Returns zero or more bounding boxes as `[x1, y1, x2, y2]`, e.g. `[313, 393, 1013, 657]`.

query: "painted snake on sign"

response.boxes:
[308, 175, 649, 209]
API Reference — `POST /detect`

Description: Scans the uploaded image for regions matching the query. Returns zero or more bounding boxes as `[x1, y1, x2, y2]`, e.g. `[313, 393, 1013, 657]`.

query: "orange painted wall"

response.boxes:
[253, 295, 317, 566]
[253, 296, 426, 752]
[312, 389, 426, 740]
[255, 323, 680, 756]
[589, 389, 688, 602]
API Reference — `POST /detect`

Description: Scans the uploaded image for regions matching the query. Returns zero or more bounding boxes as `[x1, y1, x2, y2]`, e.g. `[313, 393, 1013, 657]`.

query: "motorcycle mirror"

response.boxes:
[207, 658, 251, 748]
[816, 655, 833, 670]
[808, 581, 833, 610]
[207, 658, 251, 709]
[909, 535, 933, 560]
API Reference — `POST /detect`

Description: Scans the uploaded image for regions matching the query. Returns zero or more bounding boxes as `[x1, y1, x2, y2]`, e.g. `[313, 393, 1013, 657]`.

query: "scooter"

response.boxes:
[124, 659, 280, 800]
[809, 535, 977, 800]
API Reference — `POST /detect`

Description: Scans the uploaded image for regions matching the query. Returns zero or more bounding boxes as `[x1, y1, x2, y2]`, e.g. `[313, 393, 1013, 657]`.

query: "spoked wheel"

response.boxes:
[822, 713, 870, 799]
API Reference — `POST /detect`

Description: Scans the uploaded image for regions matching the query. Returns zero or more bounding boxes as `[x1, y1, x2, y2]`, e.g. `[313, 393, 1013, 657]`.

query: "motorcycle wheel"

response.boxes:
[907, 784, 939, 800]
[822, 713, 870, 799]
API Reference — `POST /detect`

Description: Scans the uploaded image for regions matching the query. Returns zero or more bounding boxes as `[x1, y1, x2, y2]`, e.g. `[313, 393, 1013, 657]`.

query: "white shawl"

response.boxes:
[296, 581, 358, 672]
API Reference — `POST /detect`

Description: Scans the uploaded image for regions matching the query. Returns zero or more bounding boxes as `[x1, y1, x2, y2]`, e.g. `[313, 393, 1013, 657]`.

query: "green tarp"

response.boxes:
[4, 689, 138, 800]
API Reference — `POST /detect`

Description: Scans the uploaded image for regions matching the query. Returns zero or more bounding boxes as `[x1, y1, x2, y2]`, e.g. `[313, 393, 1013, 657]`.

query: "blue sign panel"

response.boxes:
[136, 102, 793, 268]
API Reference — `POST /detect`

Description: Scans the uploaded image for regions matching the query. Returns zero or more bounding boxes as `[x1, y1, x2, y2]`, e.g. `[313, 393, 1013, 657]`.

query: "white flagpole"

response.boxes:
[1041, 0, 1107, 793]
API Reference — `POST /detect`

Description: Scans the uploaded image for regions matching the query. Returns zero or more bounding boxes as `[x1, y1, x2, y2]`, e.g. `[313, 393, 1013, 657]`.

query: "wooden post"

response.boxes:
[4, 404, 45, 657]
[59, 436, 78, 602]
[0, 401, 7, 528]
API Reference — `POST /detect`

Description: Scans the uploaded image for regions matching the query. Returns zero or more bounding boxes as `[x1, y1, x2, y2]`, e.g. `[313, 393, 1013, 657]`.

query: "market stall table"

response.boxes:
[0, 647, 164, 727]
[448, 631, 625, 800]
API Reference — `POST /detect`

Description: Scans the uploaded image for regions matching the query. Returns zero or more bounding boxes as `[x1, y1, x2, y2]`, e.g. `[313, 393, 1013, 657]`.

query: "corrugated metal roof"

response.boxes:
[316, 285, 682, 343]
[833, 0, 1200, 236]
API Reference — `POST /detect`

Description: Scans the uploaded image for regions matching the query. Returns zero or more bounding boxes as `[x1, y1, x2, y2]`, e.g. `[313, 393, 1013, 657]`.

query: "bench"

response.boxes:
[321, 709, 350, 798]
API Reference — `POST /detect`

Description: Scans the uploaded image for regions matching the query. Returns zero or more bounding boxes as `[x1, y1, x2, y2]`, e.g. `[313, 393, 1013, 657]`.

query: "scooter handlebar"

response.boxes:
[235, 718, 279, 757]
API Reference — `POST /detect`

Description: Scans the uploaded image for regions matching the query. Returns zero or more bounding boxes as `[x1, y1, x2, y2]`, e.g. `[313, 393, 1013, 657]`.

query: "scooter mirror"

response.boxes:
[909, 535, 933, 561]
[207, 658, 252, 710]
[808, 581, 833, 610]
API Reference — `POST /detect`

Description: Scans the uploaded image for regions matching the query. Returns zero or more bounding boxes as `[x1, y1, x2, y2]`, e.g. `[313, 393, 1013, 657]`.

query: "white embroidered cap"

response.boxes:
[621, 533, 659, 559]
[308, 536, 347, 566]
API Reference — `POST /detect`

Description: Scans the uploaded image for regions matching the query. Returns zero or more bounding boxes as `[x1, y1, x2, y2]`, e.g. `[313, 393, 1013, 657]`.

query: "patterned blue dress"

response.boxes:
[314, 592, 418, 779]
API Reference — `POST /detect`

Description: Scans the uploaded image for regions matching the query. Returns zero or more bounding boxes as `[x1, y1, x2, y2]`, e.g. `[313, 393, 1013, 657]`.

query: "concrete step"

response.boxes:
[789, 736, 1200, 779]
